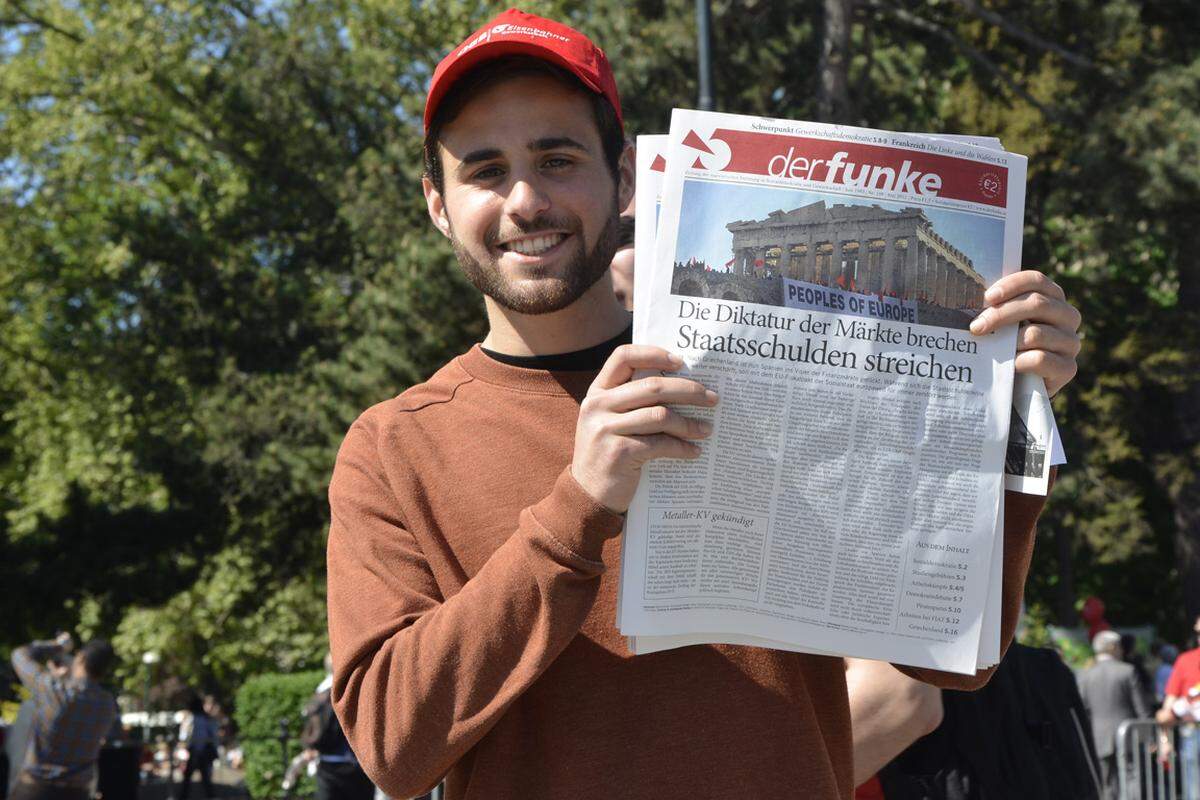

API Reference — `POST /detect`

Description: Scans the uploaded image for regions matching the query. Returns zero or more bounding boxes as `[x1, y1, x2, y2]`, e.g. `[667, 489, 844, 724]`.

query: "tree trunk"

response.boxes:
[1176, 496, 1200, 622]
[1171, 221, 1200, 621]
[818, 0, 854, 124]
[1055, 523, 1077, 626]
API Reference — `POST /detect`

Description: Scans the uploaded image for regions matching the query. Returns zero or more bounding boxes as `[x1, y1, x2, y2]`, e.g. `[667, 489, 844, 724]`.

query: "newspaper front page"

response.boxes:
[617, 111, 1029, 674]
[624, 130, 1063, 666]
[625, 133, 1011, 667]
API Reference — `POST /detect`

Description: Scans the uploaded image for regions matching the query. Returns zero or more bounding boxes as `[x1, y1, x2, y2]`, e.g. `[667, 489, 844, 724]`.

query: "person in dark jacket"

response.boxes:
[178, 695, 220, 799]
[878, 643, 1103, 800]
[303, 656, 375, 800]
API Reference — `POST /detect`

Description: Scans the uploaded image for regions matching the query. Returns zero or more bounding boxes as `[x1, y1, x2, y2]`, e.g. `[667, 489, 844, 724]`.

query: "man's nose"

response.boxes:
[503, 174, 551, 223]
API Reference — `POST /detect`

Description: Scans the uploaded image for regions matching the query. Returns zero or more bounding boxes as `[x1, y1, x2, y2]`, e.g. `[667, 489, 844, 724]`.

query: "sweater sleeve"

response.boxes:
[326, 417, 625, 799]
[894, 474, 1053, 691]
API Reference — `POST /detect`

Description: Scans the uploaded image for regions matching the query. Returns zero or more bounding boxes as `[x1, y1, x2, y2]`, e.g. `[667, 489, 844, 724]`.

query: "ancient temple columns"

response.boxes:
[724, 203, 985, 308]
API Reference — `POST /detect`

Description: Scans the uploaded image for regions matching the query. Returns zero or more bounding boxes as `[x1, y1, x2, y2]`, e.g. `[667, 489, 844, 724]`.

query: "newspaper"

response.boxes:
[625, 134, 1067, 667]
[1005, 372, 1056, 494]
[626, 135, 1065, 665]
[627, 134, 1013, 665]
[636, 135, 1064, 493]
[617, 110, 1031, 674]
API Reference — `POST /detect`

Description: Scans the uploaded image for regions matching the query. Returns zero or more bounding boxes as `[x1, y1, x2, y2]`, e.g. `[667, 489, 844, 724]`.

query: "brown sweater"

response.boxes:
[327, 345, 1048, 800]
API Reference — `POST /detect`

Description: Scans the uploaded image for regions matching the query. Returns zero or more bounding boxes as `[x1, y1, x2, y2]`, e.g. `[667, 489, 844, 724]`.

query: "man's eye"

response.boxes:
[472, 166, 504, 180]
[542, 156, 573, 169]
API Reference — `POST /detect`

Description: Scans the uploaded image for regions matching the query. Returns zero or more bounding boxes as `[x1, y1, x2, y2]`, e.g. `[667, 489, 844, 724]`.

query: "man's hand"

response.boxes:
[572, 345, 717, 514]
[55, 631, 74, 652]
[969, 270, 1082, 396]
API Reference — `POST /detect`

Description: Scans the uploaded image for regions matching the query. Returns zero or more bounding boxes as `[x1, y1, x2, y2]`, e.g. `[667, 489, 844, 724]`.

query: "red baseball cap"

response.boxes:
[424, 8, 623, 134]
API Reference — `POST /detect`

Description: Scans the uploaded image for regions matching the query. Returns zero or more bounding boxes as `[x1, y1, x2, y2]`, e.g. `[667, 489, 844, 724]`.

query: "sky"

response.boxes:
[671, 179, 1007, 284]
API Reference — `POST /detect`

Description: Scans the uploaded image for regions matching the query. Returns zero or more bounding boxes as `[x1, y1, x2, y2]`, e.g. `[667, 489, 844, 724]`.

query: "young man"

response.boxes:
[326, 10, 1082, 799]
[9, 634, 119, 800]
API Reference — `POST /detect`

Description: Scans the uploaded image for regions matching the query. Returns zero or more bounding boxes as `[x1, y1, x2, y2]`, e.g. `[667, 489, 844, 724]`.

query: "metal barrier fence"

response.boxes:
[1117, 719, 1200, 800]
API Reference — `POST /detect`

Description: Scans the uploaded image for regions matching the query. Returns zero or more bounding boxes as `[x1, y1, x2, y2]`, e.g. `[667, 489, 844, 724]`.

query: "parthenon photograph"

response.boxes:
[672, 199, 994, 330]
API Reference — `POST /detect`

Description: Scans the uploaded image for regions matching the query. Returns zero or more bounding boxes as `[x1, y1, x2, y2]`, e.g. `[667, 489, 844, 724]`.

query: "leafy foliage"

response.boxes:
[0, 0, 487, 694]
[233, 670, 324, 799]
[1, 0, 1197, 701]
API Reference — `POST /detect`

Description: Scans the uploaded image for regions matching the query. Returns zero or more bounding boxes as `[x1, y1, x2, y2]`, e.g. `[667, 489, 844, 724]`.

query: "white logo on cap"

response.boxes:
[458, 22, 571, 56]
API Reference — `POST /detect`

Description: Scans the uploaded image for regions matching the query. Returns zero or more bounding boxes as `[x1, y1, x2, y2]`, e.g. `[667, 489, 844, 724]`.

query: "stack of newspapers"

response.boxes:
[616, 109, 1063, 675]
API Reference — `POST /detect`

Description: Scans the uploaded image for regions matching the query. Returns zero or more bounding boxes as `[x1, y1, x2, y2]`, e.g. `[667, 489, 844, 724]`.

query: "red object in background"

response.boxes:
[856, 775, 886, 799]
[1080, 596, 1112, 640]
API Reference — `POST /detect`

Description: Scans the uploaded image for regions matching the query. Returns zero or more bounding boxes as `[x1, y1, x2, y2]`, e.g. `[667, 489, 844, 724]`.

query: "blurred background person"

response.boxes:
[1156, 643, 1180, 705]
[1079, 630, 1151, 799]
[1157, 615, 1200, 800]
[302, 653, 374, 800]
[8, 634, 118, 800]
[1120, 632, 1155, 705]
[178, 694, 220, 799]
[877, 642, 1100, 799]
[4, 694, 34, 798]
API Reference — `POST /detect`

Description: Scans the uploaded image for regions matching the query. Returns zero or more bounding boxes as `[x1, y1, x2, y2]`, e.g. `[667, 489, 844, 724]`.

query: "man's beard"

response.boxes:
[449, 203, 621, 315]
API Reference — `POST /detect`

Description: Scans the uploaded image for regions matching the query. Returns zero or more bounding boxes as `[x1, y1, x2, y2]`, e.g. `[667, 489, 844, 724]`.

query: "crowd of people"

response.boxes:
[2, 637, 428, 800]
[2, 633, 239, 799]
[8, 619, 1200, 800]
[839, 615, 1200, 800]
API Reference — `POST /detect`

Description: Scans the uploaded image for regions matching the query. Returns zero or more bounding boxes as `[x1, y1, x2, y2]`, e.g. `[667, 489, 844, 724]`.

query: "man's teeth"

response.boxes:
[505, 234, 565, 256]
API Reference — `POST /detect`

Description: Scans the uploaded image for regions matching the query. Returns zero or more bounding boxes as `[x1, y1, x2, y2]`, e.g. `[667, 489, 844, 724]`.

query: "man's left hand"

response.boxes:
[969, 270, 1082, 396]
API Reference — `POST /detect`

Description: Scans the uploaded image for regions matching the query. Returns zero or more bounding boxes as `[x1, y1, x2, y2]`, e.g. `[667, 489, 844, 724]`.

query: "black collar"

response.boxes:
[481, 326, 633, 372]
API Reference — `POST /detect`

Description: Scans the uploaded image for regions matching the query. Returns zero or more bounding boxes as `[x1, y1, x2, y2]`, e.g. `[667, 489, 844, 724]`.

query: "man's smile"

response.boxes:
[496, 231, 571, 260]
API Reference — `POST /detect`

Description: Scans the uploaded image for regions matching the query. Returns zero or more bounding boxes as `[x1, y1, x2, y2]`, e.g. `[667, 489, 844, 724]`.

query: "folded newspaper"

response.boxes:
[618, 110, 1062, 674]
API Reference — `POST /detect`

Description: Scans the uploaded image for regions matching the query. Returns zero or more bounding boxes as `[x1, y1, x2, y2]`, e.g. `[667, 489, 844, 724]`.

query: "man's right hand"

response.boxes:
[572, 345, 717, 515]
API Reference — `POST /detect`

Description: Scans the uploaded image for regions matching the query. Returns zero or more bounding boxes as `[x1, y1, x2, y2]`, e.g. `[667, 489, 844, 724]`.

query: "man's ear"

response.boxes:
[423, 176, 452, 239]
[616, 141, 635, 214]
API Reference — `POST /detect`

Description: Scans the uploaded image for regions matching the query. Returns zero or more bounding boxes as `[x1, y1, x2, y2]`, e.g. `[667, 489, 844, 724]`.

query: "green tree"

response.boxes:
[0, 0, 486, 693]
[2, 0, 1198, 699]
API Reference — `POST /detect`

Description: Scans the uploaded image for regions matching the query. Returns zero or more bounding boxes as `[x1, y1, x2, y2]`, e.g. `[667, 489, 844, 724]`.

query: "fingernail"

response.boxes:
[970, 315, 986, 334]
[697, 420, 713, 435]
[984, 286, 1000, 303]
[668, 352, 684, 367]
[705, 390, 719, 404]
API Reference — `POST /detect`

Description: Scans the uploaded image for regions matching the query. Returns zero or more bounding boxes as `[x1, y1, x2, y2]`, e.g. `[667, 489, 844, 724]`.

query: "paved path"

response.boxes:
[138, 763, 249, 799]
